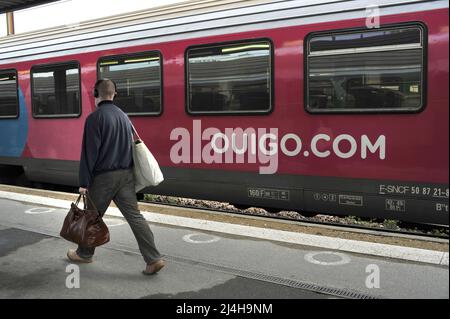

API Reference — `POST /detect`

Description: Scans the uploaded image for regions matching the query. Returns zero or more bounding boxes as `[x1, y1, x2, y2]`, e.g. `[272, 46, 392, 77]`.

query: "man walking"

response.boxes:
[67, 79, 165, 275]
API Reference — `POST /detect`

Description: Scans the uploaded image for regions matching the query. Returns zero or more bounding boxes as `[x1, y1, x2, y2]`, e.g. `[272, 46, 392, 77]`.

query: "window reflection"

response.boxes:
[307, 26, 424, 112]
[32, 63, 80, 117]
[98, 53, 162, 115]
[187, 41, 272, 113]
[0, 71, 18, 118]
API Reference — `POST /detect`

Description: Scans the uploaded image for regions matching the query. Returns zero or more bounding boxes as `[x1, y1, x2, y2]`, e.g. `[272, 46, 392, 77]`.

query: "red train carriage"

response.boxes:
[0, 0, 448, 225]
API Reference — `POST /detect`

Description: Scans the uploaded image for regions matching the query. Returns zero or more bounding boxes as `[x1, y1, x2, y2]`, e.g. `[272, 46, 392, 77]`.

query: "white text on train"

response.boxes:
[170, 120, 386, 174]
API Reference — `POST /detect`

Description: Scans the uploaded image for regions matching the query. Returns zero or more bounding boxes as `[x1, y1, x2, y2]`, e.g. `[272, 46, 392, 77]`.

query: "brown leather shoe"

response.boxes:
[143, 259, 165, 275]
[67, 249, 93, 263]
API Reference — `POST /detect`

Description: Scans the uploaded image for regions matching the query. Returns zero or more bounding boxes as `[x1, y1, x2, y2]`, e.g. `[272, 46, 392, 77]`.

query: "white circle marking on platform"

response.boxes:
[304, 251, 351, 266]
[103, 218, 126, 227]
[25, 207, 56, 214]
[183, 233, 221, 244]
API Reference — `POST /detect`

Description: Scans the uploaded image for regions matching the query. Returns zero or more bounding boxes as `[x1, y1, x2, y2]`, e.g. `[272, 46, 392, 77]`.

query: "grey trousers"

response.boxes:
[77, 169, 161, 265]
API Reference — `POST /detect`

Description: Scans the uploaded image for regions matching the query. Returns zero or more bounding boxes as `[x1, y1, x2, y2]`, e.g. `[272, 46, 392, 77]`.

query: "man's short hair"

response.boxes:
[95, 79, 117, 99]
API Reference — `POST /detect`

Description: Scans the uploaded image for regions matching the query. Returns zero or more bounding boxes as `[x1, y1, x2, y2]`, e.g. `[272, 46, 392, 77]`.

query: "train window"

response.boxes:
[186, 40, 273, 114]
[98, 52, 162, 116]
[306, 25, 425, 113]
[0, 70, 19, 118]
[31, 62, 81, 118]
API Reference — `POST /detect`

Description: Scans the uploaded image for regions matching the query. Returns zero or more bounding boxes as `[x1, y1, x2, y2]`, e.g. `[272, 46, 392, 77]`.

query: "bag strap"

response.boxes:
[79, 194, 100, 215]
[75, 194, 82, 206]
[129, 121, 142, 141]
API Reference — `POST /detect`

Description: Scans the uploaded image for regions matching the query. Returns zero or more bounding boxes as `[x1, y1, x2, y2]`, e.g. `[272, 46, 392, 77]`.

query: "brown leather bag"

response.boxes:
[60, 194, 110, 247]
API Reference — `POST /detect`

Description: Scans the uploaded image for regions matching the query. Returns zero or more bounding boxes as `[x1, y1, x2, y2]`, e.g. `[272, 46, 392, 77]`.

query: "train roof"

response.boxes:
[0, 0, 448, 65]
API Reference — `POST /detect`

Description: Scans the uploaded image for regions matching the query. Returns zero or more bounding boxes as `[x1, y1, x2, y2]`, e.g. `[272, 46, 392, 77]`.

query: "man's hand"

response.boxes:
[79, 187, 88, 195]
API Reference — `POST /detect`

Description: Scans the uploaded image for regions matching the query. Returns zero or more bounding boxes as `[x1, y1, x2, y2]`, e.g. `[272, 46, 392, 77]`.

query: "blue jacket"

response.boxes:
[79, 101, 134, 187]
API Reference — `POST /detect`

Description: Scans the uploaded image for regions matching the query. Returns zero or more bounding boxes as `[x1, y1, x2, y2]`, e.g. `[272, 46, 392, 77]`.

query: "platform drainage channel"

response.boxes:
[165, 255, 380, 299]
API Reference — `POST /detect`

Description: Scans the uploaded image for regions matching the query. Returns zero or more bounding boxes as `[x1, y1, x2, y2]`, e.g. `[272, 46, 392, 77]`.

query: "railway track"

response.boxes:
[141, 196, 449, 241]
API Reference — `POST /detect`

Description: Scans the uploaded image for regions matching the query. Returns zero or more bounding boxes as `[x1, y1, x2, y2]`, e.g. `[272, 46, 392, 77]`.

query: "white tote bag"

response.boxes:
[130, 123, 164, 192]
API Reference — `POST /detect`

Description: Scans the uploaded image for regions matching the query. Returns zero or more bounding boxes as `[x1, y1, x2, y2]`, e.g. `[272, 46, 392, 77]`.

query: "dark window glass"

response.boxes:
[306, 26, 424, 112]
[187, 41, 272, 114]
[0, 70, 19, 118]
[98, 52, 162, 115]
[31, 62, 81, 117]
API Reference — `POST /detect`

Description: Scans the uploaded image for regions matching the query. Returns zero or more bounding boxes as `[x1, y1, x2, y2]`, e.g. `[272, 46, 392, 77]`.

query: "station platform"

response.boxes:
[0, 186, 448, 300]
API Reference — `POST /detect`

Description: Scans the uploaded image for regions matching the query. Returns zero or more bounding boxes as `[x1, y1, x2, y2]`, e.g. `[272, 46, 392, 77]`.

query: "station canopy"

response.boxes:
[0, 0, 59, 12]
